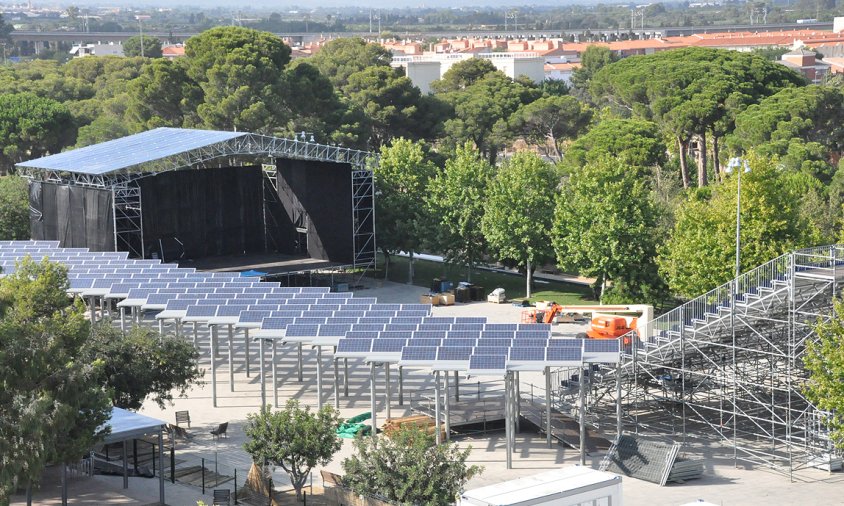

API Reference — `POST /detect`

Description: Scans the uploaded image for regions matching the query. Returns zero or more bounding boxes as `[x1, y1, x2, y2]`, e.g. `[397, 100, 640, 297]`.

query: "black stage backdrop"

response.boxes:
[138, 166, 265, 259]
[29, 181, 115, 251]
[276, 159, 353, 264]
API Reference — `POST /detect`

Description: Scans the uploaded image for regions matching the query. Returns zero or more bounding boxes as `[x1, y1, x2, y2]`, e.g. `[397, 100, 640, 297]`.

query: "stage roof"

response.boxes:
[17, 128, 247, 176]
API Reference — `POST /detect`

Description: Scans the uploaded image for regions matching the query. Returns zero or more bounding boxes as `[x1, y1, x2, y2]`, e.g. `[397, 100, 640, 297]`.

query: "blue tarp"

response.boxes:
[240, 269, 268, 277]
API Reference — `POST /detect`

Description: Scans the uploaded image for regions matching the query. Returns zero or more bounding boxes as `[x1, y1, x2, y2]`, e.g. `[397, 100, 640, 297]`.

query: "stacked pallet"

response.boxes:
[382, 415, 446, 440]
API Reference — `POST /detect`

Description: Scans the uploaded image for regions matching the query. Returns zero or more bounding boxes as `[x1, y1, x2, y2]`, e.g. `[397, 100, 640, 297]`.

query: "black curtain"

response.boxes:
[29, 181, 115, 251]
[138, 167, 266, 259]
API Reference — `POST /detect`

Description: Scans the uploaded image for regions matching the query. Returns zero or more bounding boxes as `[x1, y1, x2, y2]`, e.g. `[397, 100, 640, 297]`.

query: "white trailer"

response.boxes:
[460, 467, 623, 506]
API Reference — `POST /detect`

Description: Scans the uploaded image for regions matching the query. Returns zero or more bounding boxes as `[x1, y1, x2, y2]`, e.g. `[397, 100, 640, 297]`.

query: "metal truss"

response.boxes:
[587, 244, 844, 476]
[18, 135, 377, 262]
[111, 182, 144, 258]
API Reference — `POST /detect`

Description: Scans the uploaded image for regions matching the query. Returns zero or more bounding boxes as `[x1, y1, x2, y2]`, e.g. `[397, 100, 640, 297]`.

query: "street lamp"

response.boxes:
[725, 157, 751, 279]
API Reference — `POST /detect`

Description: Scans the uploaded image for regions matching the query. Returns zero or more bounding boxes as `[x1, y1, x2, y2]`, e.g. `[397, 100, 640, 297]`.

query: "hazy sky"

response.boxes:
[39, 0, 599, 9]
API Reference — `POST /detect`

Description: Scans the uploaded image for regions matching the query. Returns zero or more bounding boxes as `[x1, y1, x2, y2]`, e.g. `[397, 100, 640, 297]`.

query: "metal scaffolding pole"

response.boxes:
[434, 371, 442, 445]
[316, 346, 324, 409]
[297, 343, 303, 382]
[244, 328, 250, 377]
[272, 340, 278, 408]
[444, 369, 451, 442]
[344, 358, 349, 397]
[579, 365, 587, 466]
[398, 366, 404, 405]
[120, 306, 126, 335]
[505, 371, 512, 469]
[333, 353, 340, 410]
[454, 371, 460, 402]
[384, 362, 391, 420]
[545, 367, 552, 448]
[228, 324, 234, 392]
[259, 338, 266, 408]
[370, 362, 377, 437]
[210, 326, 217, 408]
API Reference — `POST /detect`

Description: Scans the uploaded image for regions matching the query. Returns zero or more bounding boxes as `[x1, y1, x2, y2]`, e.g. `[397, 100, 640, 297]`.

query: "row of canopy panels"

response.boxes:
[0, 241, 621, 375]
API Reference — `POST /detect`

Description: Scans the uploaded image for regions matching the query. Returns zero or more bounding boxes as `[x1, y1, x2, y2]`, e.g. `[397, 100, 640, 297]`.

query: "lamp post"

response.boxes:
[726, 157, 750, 279]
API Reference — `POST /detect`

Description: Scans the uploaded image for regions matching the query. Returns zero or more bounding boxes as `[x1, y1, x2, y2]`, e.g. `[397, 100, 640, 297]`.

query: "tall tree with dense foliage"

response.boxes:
[0, 258, 111, 502]
[342, 66, 443, 149]
[430, 57, 497, 93]
[553, 156, 664, 303]
[185, 26, 291, 133]
[803, 298, 844, 449]
[0, 176, 29, 240]
[281, 60, 349, 141]
[308, 37, 392, 89]
[440, 72, 541, 163]
[426, 143, 494, 280]
[0, 92, 76, 173]
[342, 425, 482, 505]
[730, 85, 844, 182]
[658, 154, 819, 298]
[570, 45, 617, 95]
[507, 95, 592, 161]
[83, 324, 204, 410]
[565, 118, 667, 170]
[482, 152, 559, 297]
[590, 48, 804, 188]
[372, 138, 437, 282]
[123, 35, 163, 58]
[243, 401, 341, 500]
[125, 58, 201, 130]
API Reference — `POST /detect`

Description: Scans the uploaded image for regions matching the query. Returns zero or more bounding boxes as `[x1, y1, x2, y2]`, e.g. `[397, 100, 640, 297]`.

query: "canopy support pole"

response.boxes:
[259, 338, 266, 408]
[210, 326, 217, 407]
[444, 370, 451, 442]
[316, 346, 324, 409]
[245, 328, 251, 377]
[297, 343, 303, 382]
[434, 371, 442, 445]
[333, 351, 340, 410]
[272, 340, 278, 408]
[227, 324, 234, 392]
[370, 362, 377, 437]
[546, 366, 553, 448]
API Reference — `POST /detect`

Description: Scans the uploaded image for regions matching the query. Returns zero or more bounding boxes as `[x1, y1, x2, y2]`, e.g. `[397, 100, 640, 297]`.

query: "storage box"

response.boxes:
[487, 288, 506, 304]
[440, 293, 455, 305]
[420, 294, 440, 306]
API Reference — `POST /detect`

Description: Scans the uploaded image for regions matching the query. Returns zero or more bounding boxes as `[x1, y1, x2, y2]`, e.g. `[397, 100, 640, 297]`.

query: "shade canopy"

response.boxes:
[102, 407, 166, 444]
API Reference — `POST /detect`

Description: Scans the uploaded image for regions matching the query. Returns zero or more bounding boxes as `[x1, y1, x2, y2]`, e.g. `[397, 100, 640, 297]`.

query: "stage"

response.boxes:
[177, 253, 343, 275]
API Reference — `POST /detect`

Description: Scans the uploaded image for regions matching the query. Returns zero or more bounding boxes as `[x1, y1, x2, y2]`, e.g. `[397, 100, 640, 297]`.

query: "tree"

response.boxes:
[430, 57, 497, 93]
[658, 154, 819, 298]
[590, 48, 804, 188]
[0, 92, 76, 174]
[243, 400, 341, 500]
[308, 37, 392, 89]
[281, 60, 348, 141]
[125, 58, 201, 130]
[507, 95, 592, 161]
[482, 152, 559, 298]
[570, 45, 617, 95]
[441, 72, 541, 163]
[0, 257, 111, 502]
[0, 13, 12, 44]
[185, 27, 291, 133]
[0, 176, 29, 240]
[83, 323, 204, 410]
[565, 118, 667, 169]
[342, 66, 443, 149]
[342, 425, 482, 505]
[426, 143, 494, 280]
[804, 298, 844, 449]
[123, 35, 163, 58]
[372, 138, 437, 282]
[553, 156, 664, 303]
[730, 85, 844, 182]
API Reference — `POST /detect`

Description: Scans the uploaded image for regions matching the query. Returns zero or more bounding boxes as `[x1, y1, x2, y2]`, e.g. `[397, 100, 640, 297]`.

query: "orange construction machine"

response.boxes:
[576, 316, 637, 344]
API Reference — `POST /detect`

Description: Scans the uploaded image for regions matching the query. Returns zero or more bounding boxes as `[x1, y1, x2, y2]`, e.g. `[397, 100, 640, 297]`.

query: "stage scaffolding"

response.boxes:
[587, 244, 844, 476]
[18, 130, 377, 270]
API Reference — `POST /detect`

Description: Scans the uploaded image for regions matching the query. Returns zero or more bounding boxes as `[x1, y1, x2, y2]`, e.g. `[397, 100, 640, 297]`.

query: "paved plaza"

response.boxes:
[12, 278, 844, 505]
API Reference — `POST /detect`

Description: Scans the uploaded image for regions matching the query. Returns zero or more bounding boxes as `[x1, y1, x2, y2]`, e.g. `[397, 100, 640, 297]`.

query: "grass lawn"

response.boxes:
[371, 255, 596, 304]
